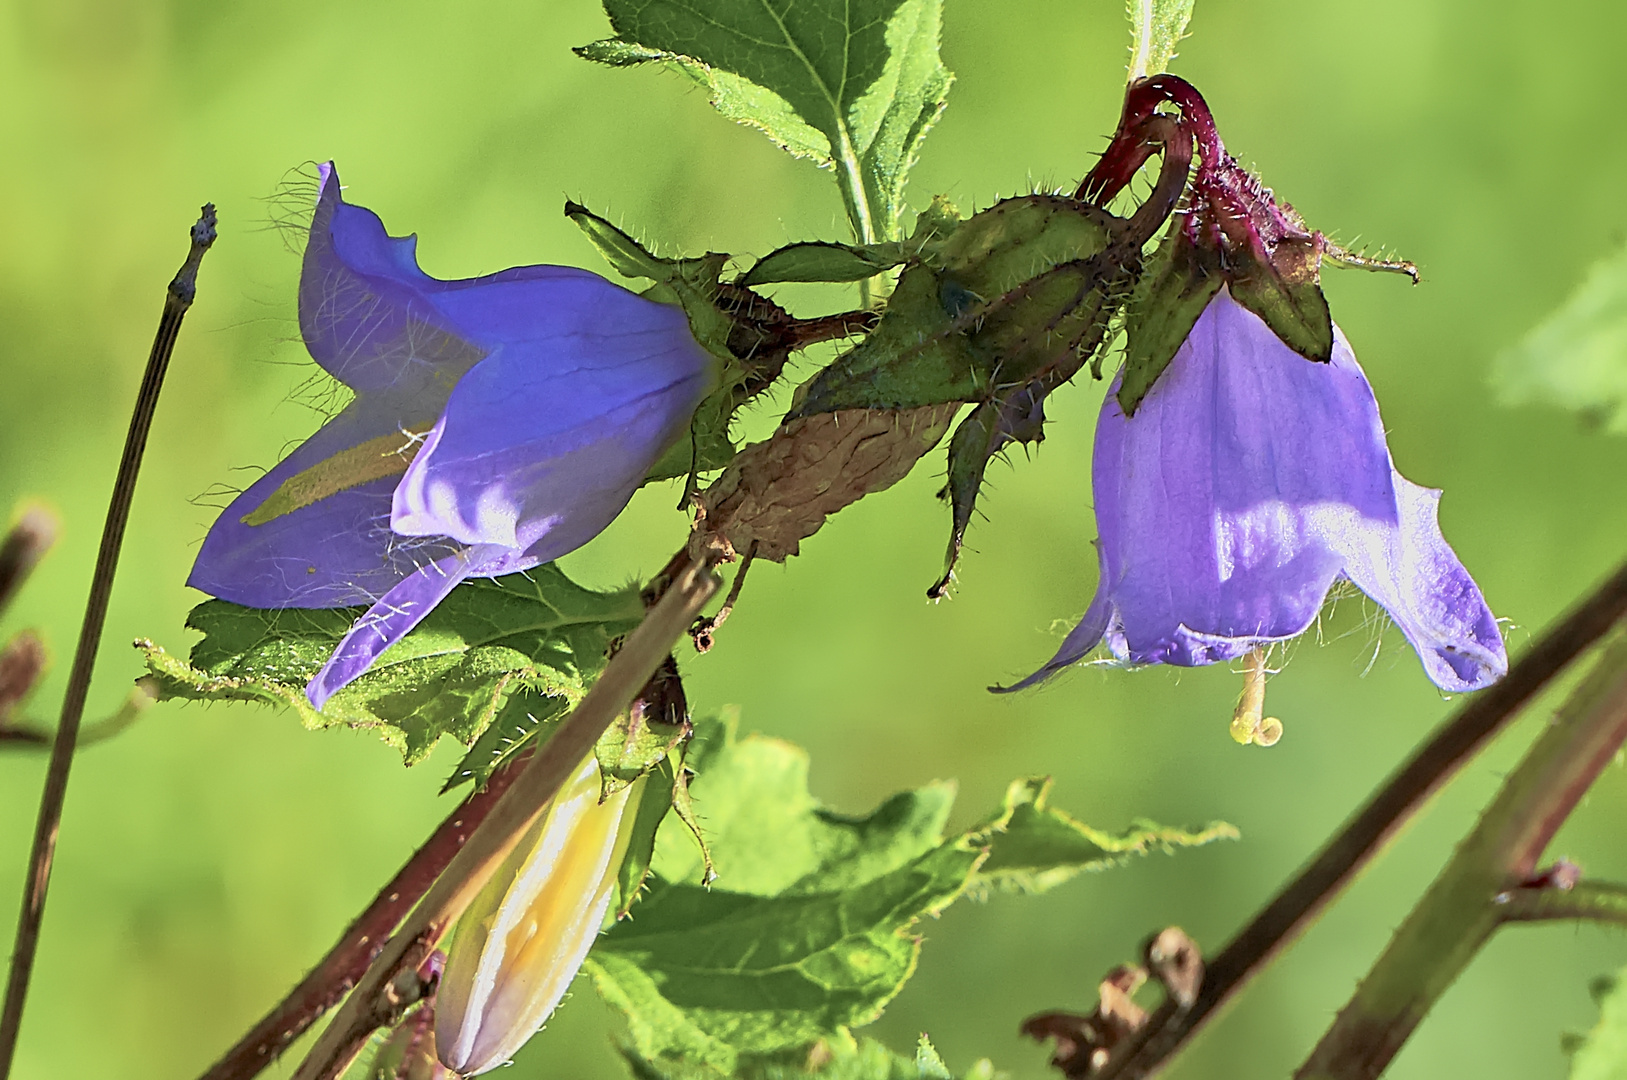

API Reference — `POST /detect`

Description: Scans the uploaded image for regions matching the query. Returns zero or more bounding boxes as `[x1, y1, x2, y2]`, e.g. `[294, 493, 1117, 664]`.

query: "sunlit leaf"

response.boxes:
[1125, 0, 1196, 81]
[138, 566, 642, 765]
[579, 0, 952, 242]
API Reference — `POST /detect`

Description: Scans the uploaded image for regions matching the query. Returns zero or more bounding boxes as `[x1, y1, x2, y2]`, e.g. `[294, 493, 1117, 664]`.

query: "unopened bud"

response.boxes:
[435, 755, 641, 1074]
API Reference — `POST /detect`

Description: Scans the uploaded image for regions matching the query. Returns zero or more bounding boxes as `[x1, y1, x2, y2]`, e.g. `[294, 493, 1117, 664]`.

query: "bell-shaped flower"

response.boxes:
[435, 755, 640, 1075]
[1002, 288, 1506, 694]
[187, 164, 715, 706]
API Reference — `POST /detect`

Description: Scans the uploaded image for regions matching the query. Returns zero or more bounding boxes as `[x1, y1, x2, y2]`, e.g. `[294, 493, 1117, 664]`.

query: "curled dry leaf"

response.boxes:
[691, 404, 959, 564]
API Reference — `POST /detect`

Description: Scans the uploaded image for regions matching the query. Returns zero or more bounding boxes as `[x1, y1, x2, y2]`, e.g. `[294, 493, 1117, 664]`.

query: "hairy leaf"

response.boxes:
[1117, 226, 1222, 414]
[139, 566, 642, 765]
[740, 241, 910, 286]
[1495, 241, 1627, 434]
[972, 777, 1238, 895]
[1125, 0, 1196, 81]
[592, 716, 1234, 1076]
[579, 0, 952, 242]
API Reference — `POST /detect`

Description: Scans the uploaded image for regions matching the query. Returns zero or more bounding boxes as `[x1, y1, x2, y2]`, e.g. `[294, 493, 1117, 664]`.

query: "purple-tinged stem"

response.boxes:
[1089, 557, 1627, 1080]
[192, 747, 534, 1080]
[1498, 880, 1627, 928]
[0, 206, 216, 1078]
[1296, 636, 1627, 1080]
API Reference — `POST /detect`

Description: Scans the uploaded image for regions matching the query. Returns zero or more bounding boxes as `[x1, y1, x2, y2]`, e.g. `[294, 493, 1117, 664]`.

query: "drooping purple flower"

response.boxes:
[188, 164, 715, 706]
[1002, 288, 1506, 694]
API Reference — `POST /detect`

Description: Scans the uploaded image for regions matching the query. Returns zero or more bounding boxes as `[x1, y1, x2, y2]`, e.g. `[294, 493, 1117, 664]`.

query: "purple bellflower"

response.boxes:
[188, 164, 715, 707]
[1004, 288, 1506, 693]
[1002, 77, 1505, 698]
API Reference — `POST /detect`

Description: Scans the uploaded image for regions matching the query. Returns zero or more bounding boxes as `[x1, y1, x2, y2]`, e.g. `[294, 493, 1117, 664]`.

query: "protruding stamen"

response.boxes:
[1230, 648, 1283, 747]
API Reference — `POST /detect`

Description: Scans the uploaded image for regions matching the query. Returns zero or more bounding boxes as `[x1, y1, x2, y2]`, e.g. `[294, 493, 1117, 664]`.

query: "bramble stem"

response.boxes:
[1295, 637, 1627, 1080]
[1498, 880, 1627, 928]
[1091, 557, 1627, 1080]
[0, 206, 216, 1078]
[192, 743, 537, 1080]
[288, 555, 718, 1080]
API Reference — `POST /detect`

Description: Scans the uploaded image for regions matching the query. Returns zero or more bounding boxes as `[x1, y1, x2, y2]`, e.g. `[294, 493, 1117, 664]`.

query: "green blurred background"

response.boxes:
[1, 0, 1625, 1076]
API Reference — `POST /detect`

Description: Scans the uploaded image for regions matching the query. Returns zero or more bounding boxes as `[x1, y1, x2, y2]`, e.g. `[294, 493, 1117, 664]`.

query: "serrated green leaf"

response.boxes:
[441, 686, 569, 792]
[1569, 968, 1627, 1079]
[1117, 227, 1222, 414]
[650, 714, 955, 894]
[1125, 0, 1195, 81]
[139, 565, 643, 765]
[589, 843, 981, 1075]
[971, 777, 1238, 895]
[740, 241, 910, 286]
[1495, 241, 1627, 434]
[929, 386, 1046, 599]
[580, 0, 952, 243]
[591, 717, 1229, 1077]
[625, 1035, 998, 1080]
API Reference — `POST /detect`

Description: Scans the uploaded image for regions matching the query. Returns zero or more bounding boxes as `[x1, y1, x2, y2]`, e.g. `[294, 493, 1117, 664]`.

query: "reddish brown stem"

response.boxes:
[194, 750, 533, 1080]
[1090, 557, 1627, 1080]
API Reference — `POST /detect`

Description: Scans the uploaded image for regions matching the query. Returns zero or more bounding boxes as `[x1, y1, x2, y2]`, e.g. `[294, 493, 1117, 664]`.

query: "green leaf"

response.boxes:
[1117, 227, 1222, 414]
[1125, 0, 1196, 81]
[1569, 970, 1627, 1079]
[138, 565, 643, 765]
[591, 716, 1232, 1077]
[790, 195, 1123, 419]
[579, 0, 953, 243]
[1495, 241, 1627, 434]
[972, 778, 1238, 895]
[740, 241, 910, 286]
[589, 843, 982, 1076]
[441, 686, 569, 792]
[1227, 237, 1333, 364]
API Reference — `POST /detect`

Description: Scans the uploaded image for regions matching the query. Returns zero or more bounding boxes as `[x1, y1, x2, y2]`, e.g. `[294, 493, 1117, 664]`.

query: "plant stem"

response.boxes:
[1498, 880, 1627, 928]
[193, 743, 536, 1080]
[1092, 556, 1627, 1080]
[0, 205, 216, 1078]
[1296, 636, 1627, 1080]
[288, 555, 718, 1080]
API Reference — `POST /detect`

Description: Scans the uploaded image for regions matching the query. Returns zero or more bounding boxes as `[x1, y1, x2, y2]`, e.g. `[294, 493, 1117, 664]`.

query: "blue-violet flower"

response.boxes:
[188, 164, 714, 706]
[1005, 288, 1506, 693]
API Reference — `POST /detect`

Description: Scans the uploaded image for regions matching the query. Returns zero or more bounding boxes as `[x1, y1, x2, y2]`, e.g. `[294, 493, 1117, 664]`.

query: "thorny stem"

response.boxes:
[192, 745, 537, 1080]
[0, 205, 216, 1078]
[1296, 637, 1627, 1080]
[1498, 880, 1627, 928]
[1089, 557, 1627, 1080]
[289, 554, 718, 1080]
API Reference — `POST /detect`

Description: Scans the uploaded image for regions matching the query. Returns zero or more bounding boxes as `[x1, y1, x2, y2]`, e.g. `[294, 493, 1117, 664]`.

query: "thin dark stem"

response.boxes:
[1092, 557, 1627, 1080]
[194, 745, 534, 1080]
[1499, 880, 1627, 928]
[0, 206, 216, 1078]
[0, 509, 57, 618]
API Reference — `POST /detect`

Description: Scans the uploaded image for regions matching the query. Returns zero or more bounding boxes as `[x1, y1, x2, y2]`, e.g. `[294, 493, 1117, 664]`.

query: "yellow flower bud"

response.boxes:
[435, 755, 641, 1075]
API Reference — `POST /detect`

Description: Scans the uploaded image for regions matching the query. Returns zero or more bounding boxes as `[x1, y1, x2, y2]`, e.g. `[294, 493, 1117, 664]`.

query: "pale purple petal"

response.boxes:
[1011, 289, 1504, 692]
[306, 544, 508, 708]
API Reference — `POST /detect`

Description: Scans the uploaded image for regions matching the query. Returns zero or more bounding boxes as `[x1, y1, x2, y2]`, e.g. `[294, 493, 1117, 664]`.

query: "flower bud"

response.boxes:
[435, 755, 641, 1075]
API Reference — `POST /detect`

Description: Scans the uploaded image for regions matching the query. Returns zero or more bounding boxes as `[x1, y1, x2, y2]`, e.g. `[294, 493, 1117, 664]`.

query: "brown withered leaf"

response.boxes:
[691, 404, 959, 564]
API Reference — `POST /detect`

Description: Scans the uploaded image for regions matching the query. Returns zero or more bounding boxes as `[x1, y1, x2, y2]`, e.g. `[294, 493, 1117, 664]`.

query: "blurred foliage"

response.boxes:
[1567, 970, 1627, 1079]
[2, 1, 1627, 1079]
[1495, 240, 1627, 434]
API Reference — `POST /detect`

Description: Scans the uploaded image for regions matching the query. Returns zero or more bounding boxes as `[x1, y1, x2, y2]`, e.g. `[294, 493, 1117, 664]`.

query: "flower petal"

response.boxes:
[1330, 475, 1507, 691]
[187, 399, 459, 608]
[391, 289, 713, 559]
[1011, 290, 1504, 692]
[300, 164, 486, 396]
[305, 543, 506, 708]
